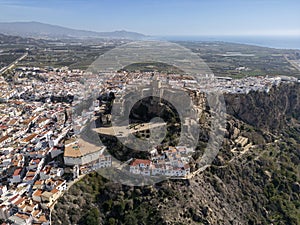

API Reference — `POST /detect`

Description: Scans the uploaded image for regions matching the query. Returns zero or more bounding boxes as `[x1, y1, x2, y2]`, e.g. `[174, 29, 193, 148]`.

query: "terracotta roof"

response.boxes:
[21, 133, 38, 143]
[0, 125, 8, 130]
[31, 209, 40, 217]
[51, 188, 59, 194]
[37, 215, 47, 222]
[14, 197, 25, 206]
[7, 119, 18, 125]
[33, 189, 43, 197]
[23, 116, 37, 125]
[13, 168, 22, 176]
[131, 159, 151, 167]
[11, 100, 23, 105]
[64, 137, 102, 158]
[0, 135, 9, 143]
[25, 176, 34, 181]
[9, 194, 19, 202]
[34, 180, 43, 185]
[37, 117, 48, 123]
[26, 171, 36, 176]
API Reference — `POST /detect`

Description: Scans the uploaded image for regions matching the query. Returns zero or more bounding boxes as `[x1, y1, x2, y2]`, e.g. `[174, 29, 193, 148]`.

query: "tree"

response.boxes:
[80, 208, 100, 225]
[124, 213, 138, 225]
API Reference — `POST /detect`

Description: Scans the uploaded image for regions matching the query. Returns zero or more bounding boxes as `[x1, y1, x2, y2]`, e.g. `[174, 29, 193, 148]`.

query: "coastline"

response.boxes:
[158, 35, 300, 50]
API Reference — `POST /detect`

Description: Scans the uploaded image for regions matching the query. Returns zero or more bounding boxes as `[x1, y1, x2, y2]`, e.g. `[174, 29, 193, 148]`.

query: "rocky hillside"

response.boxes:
[225, 82, 300, 131]
[52, 83, 300, 225]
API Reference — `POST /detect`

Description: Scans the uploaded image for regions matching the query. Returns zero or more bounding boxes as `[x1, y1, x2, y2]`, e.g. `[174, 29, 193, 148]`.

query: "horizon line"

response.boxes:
[1, 20, 300, 37]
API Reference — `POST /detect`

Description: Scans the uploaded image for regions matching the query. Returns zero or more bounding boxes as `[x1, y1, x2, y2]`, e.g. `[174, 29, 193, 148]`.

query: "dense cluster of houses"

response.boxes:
[129, 146, 193, 177]
[0, 67, 112, 224]
[0, 64, 296, 224]
[212, 75, 299, 94]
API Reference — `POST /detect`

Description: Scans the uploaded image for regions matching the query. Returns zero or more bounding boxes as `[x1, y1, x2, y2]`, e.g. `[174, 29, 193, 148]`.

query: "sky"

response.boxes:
[0, 0, 299, 36]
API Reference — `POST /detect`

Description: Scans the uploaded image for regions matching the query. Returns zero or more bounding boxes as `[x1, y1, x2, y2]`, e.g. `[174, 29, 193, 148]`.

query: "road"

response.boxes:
[0, 52, 28, 75]
[284, 55, 300, 72]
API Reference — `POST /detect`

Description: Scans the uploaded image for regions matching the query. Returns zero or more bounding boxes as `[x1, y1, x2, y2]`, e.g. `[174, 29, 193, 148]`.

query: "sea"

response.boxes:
[158, 35, 300, 50]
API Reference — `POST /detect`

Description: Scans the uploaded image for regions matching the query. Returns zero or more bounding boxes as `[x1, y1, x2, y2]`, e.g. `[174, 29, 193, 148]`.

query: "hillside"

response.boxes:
[0, 21, 147, 40]
[52, 82, 300, 225]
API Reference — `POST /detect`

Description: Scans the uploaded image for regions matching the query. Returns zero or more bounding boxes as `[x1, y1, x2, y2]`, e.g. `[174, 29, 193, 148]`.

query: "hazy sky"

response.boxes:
[0, 0, 299, 36]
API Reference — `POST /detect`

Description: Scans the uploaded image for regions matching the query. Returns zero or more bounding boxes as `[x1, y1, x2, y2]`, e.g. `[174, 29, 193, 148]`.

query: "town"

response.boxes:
[0, 65, 299, 224]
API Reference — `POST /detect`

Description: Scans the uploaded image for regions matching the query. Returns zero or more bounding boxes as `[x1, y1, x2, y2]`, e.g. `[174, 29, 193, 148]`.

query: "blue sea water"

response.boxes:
[159, 35, 300, 50]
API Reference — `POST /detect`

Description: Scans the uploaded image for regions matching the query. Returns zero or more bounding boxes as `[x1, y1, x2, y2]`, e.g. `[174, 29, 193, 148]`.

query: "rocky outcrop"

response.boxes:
[52, 82, 300, 225]
[224, 82, 300, 131]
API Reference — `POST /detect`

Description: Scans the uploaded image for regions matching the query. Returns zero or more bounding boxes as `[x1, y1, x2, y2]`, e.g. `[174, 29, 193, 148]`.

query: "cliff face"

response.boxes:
[52, 83, 300, 225]
[225, 82, 300, 131]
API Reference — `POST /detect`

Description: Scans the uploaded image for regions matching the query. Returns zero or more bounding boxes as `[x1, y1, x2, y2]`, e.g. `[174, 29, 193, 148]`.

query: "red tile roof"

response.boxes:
[33, 189, 43, 197]
[14, 197, 25, 206]
[13, 168, 22, 176]
[131, 159, 151, 167]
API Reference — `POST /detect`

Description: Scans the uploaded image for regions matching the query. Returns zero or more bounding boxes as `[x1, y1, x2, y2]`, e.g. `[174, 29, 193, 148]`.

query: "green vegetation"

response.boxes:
[180, 41, 300, 78]
[52, 83, 300, 225]
[261, 142, 300, 224]
[5, 33, 299, 224]
[79, 208, 101, 225]
[121, 62, 184, 74]
[53, 122, 300, 225]
[2, 33, 300, 78]
[0, 33, 118, 70]
[52, 173, 165, 225]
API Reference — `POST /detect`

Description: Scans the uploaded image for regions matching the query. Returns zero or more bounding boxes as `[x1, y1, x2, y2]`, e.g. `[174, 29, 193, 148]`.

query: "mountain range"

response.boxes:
[0, 21, 148, 40]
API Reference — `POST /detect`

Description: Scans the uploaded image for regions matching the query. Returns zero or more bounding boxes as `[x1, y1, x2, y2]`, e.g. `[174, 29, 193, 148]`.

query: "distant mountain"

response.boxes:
[0, 21, 148, 40]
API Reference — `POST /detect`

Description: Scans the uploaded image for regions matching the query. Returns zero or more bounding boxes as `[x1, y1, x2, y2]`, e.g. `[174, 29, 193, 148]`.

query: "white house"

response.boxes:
[39, 166, 51, 180]
[0, 185, 7, 196]
[63, 141, 107, 166]
[150, 164, 165, 176]
[50, 147, 63, 158]
[10, 168, 23, 184]
[93, 155, 112, 169]
[32, 189, 43, 203]
[24, 171, 36, 185]
[129, 159, 151, 175]
[8, 212, 32, 225]
[0, 203, 10, 220]
[56, 168, 64, 177]
[28, 159, 41, 170]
